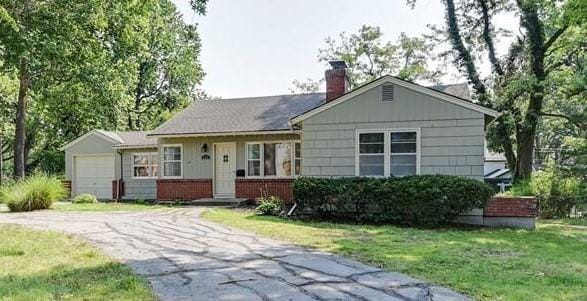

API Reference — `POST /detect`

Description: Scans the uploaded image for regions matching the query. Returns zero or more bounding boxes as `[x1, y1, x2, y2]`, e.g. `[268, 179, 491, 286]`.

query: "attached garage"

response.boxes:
[62, 129, 158, 200]
[73, 155, 115, 199]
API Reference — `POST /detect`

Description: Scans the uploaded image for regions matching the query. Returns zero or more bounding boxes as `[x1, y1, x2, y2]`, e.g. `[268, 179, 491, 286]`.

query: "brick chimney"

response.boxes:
[325, 60, 348, 102]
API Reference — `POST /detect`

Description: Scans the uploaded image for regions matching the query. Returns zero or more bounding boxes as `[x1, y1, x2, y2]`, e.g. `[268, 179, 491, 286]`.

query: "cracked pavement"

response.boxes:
[0, 207, 471, 301]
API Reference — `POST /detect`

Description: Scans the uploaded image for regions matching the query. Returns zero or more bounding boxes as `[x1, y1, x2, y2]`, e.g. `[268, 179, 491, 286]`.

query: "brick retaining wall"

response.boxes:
[157, 179, 213, 200]
[484, 196, 537, 217]
[235, 178, 294, 202]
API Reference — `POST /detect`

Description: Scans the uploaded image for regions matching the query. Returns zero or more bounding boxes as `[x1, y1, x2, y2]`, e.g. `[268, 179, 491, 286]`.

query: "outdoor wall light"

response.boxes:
[201, 143, 208, 153]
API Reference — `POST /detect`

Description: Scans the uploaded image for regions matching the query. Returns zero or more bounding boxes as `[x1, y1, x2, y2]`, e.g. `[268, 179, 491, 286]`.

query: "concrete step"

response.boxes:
[156, 198, 249, 207]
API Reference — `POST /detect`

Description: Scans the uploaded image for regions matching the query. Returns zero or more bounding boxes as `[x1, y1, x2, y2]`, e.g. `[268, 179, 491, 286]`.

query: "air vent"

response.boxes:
[382, 85, 394, 101]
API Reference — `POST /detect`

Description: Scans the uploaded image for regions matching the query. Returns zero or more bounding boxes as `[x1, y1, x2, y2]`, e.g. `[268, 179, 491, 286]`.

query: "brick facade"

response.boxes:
[157, 179, 213, 200]
[112, 180, 125, 200]
[235, 178, 294, 202]
[484, 196, 537, 218]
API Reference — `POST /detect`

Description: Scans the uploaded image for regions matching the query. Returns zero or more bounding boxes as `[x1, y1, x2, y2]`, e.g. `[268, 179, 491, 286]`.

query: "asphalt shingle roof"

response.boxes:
[429, 83, 471, 100]
[95, 130, 156, 148]
[149, 83, 472, 136]
[149, 93, 325, 136]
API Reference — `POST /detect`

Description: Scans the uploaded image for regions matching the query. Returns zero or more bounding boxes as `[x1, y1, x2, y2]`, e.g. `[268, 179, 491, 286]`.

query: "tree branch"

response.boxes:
[444, 0, 489, 105]
[478, 0, 504, 75]
[544, 26, 568, 52]
[540, 112, 586, 130]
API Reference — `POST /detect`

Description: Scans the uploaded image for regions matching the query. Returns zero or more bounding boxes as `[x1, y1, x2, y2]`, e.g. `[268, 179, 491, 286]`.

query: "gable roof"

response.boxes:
[290, 76, 498, 125]
[60, 130, 156, 151]
[149, 93, 325, 137]
[112, 131, 157, 149]
[60, 129, 122, 151]
[430, 83, 471, 100]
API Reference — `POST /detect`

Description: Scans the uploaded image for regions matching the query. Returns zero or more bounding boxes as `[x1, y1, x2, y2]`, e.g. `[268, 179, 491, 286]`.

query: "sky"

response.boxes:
[173, 0, 516, 98]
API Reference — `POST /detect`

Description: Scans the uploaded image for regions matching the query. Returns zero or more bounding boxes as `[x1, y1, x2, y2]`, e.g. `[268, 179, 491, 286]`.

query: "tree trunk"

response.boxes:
[0, 132, 3, 185]
[515, 134, 535, 180]
[14, 59, 29, 178]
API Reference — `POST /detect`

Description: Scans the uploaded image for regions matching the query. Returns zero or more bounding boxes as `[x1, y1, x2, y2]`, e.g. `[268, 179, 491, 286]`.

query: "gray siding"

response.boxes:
[300, 83, 485, 180]
[121, 148, 157, 200]
[158, 134, 301, 179]
[64, 133, 120, 180]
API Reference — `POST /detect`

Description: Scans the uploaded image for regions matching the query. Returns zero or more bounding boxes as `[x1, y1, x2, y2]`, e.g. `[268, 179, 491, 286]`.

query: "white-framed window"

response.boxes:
[246, 141, 301, 178]
[356, 129, 420, 177]
[132, 152, 158, 179]
[162, 144, 182, 178]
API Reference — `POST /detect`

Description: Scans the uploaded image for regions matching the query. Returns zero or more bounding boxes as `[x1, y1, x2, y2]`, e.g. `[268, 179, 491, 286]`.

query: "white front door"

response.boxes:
[214, 143, 236, 197]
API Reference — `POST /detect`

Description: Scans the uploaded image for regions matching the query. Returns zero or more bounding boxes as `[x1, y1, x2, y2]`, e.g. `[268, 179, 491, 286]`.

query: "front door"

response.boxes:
[214, 143, 236, 197]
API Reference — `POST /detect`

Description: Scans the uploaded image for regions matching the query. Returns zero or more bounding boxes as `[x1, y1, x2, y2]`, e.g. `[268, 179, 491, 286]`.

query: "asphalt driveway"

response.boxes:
[0, 208, 470, 301]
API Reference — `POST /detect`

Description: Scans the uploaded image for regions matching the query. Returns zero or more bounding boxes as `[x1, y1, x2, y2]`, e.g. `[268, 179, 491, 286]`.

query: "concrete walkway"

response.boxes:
[0, 208, 470, 301]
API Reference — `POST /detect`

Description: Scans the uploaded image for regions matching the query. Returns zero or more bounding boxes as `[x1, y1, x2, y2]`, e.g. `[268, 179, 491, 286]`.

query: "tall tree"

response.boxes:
[292, 26, 442, 93]
[0, 0, 114, 177]
[408, 0, 586, 181]
[124, 0, 204, 130]
[0, 0, 209, 176]
[317, 26, 443, 88]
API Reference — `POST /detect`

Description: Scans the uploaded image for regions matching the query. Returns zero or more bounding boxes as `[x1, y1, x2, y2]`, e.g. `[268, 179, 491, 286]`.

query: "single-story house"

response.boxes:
[62, 61, 499, 201]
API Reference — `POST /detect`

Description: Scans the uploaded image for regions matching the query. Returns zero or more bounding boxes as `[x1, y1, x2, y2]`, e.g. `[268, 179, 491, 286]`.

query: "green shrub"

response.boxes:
[504, 179, 533, 197]
[256, 196, 283, 216]
[0, 174, 67, 212]
[505, 164, 586, 218]
[293, 175, 495, 226]
[72, 193, 98, 204]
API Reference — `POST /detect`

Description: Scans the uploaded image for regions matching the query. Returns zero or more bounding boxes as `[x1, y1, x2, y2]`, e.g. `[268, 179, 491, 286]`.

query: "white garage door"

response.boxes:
[74, 155, 114, 199]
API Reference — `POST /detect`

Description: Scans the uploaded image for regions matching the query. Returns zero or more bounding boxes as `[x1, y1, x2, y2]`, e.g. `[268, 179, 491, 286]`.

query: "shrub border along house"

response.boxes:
[293, 175, 538, 229]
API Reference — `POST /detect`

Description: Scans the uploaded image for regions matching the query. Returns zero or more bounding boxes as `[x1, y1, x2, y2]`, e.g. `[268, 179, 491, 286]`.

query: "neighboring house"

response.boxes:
[62, 61, 499, 201]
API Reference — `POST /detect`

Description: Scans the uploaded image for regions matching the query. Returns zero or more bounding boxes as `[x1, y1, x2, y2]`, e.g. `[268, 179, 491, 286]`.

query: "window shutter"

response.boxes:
[382, 85, 394, 101]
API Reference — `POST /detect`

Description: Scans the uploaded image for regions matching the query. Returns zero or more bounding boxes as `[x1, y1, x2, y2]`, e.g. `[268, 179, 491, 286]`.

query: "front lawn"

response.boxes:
[52, 202, 165, 212]
[202, 209, 587, 301]
[0, 225, 155, 300]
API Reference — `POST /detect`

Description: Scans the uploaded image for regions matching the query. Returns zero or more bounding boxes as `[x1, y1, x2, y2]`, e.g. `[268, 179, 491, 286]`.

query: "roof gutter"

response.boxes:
[112, 144, 158, 150]
[146, 130, 301, 139]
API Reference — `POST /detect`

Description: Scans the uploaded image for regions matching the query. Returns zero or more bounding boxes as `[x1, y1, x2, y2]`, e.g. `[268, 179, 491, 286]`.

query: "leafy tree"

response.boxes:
[407, 0, 586, 181]
[123, 0, 204, 130]
[318, 26, 442, 87]
[0, 0, 118, 177]
[290, 78, 322, 93]
[292, 25, 442, 92]
[0, 0, 208, 176]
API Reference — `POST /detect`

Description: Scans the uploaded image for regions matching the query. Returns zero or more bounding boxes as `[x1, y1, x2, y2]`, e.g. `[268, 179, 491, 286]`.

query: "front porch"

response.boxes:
[153, 133, 300, 202]
[156, 178, 294, 202]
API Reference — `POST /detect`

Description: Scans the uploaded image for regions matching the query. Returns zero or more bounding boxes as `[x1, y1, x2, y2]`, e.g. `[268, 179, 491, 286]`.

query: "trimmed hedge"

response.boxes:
[293, 175, 495, 226]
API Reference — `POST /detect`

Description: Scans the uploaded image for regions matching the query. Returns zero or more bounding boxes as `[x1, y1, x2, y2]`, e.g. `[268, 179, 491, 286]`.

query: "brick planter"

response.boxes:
[457, 196, 537, 229]
[157, 179, 213, 200]
[235, 178, 294, 202]
[484, 196, 537, 217]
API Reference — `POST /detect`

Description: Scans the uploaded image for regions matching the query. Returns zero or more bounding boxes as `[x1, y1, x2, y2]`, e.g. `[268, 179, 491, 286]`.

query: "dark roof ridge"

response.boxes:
[209, 92, 325, 102]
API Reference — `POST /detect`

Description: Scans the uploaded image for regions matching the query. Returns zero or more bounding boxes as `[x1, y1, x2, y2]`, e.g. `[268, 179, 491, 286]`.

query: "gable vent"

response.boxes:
[382, 85, 394, 101]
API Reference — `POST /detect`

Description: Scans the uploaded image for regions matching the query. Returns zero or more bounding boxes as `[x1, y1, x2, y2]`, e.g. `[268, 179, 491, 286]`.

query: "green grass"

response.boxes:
[0, 225, 155, 301]
[202, 209, 587, 301]
[52, 202, 165, 212]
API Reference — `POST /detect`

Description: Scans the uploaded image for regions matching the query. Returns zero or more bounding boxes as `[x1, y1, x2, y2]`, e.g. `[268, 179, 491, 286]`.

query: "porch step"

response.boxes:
[156, 198, 249, 207]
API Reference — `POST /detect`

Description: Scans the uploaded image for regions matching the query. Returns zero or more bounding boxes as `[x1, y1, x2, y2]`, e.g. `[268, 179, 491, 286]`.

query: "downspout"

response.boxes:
[117, 150, 123, 202]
